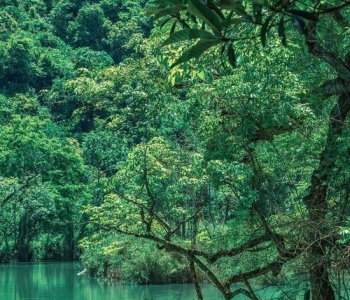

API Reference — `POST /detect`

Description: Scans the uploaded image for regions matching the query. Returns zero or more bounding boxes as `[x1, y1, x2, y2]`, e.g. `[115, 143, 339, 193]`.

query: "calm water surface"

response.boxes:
[0, 262, 224, 300]
[0, 262, 284, 300]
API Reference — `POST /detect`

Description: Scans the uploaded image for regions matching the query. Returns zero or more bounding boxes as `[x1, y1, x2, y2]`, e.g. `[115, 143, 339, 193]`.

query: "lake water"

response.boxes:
[0, 262, 284, 300]
[0, 262, 225, 300]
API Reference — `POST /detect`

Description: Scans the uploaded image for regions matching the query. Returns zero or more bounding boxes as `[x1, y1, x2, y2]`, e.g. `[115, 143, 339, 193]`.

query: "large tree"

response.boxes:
[0, 94, 87, 261]
[147, 1, 350, 299]
[85, 1, 350, 299]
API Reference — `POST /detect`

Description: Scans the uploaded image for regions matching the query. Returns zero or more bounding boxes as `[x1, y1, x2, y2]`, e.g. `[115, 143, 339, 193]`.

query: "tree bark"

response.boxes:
[303, 93, 350, 300]
[189, 259, 203, 300]
[16, 211, 33, 262]
[302, 7, 350, 296]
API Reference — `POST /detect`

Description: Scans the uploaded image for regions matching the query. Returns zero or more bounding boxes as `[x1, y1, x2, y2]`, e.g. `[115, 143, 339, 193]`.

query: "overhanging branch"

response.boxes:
[305, 21, 350, 82]
[206, 233, 271, 263]
[225, 247, 301, 285]
[313, 78, 350, 100]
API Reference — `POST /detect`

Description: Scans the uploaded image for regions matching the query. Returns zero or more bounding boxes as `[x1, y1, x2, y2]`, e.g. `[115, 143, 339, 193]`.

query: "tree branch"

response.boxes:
[225, 247, 301, 285]
[305, 21, 350, 82]
[164, 208, 202, 241]
[206, 233, 271, 263]
[1, 175, 37, 207]
[313, 78, 350, 100]
[231, 288, 258, 300]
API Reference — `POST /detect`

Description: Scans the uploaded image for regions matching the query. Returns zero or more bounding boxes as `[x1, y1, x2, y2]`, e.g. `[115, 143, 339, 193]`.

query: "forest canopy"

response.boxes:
[0, 0, 350, 299]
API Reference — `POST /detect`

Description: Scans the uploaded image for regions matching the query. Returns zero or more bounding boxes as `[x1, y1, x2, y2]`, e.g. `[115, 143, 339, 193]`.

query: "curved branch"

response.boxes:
[1, 175, 37, 207]
[231, 288, 258, 300]
[313, 78, 350, 100]
[317, 2, 350, 15]
[164, 208, 202, 241]
[225, 247, 301, 285]
[206, 233, 271, 263]
[305, 21, 350, 82]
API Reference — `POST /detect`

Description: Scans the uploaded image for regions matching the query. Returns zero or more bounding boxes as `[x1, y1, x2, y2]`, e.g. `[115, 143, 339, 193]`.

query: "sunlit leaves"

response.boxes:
[0, 10, 19, 39]
[96, 137, 209, 234]
[146, 0, 349, 68]
[161, 28, 217, 46]
[170, 38, 221, 67]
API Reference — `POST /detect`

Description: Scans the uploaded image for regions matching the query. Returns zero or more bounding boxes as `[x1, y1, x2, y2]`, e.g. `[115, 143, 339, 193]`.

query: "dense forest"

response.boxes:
[0, 0, 350, 299]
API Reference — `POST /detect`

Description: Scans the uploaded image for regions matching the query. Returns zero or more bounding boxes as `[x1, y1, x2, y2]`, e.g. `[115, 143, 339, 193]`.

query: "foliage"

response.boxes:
[0, 91, 88, 260]
[79, 234, 190, 284]
[146, 0, 350, 69]
[81, 1, 350, 299]
[1, 1, 350, 300]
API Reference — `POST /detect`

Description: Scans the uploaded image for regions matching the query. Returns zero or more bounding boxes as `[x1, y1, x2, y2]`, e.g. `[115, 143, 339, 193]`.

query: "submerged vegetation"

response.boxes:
[1, 0, 350, 299]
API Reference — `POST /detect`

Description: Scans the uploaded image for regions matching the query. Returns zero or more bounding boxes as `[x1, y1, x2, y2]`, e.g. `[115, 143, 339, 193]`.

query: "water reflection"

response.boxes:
[0, 262, 223, 300]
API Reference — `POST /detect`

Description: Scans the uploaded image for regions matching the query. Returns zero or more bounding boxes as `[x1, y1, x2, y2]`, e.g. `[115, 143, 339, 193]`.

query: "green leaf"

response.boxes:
[260, 14, 274, 47]
[220, 43, 226, 55]
[160, 17, 173, 29]
[210, 3, 225, 19]
[188, 0, 223, 36]
[278, 16, 287, 47]
[252, 0, 268, 6]
[150, 0, 182, 6]
[291, 15, 307, 35]
[170, 39, 221, 67]
[222, 10, 234, 31]
[215, 0, 240, 9]
[287, 9, 318, 21]
[170, 20, 178, 34]
[216, 0, 252, 21]
[143, 7, 159, 15]
[145, 5, 185, 20]
[223, 16, 249, 28]
[162, 29, 217, 46]
[227, 43, 236, 68]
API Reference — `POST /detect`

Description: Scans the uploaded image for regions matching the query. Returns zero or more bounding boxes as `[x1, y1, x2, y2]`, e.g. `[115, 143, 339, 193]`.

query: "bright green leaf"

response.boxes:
[170, 39, 221, 67]
[162, 28, 217, 46]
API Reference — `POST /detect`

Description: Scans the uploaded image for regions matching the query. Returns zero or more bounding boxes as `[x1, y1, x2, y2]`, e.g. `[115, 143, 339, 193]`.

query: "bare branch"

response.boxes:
[113, 189, 172, 232]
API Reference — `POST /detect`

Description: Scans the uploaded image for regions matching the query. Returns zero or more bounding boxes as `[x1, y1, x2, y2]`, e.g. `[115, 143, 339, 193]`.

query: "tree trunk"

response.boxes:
[64, 221, 75, 260]
[189, 259, 203, 300]
[16, 211, 32, 262]
[303, 93, 350, 300]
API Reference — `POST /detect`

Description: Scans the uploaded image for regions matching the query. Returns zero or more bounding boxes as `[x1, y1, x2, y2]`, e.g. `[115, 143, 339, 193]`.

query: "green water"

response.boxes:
[0, 262, 224, 300]
[0, 262, 287, 300]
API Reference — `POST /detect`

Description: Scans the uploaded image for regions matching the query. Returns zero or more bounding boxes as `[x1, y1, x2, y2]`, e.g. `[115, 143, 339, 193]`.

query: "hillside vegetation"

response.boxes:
[1, 0, 350, 299]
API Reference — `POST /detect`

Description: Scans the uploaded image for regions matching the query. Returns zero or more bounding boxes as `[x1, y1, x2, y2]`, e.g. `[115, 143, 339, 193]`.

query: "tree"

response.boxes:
[84, 1, 350, 299]
[0, 95, 88, 261]
[102, 0, 153, 62]
[67, 4, 107, 51]
[147, 1, 350, 299]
